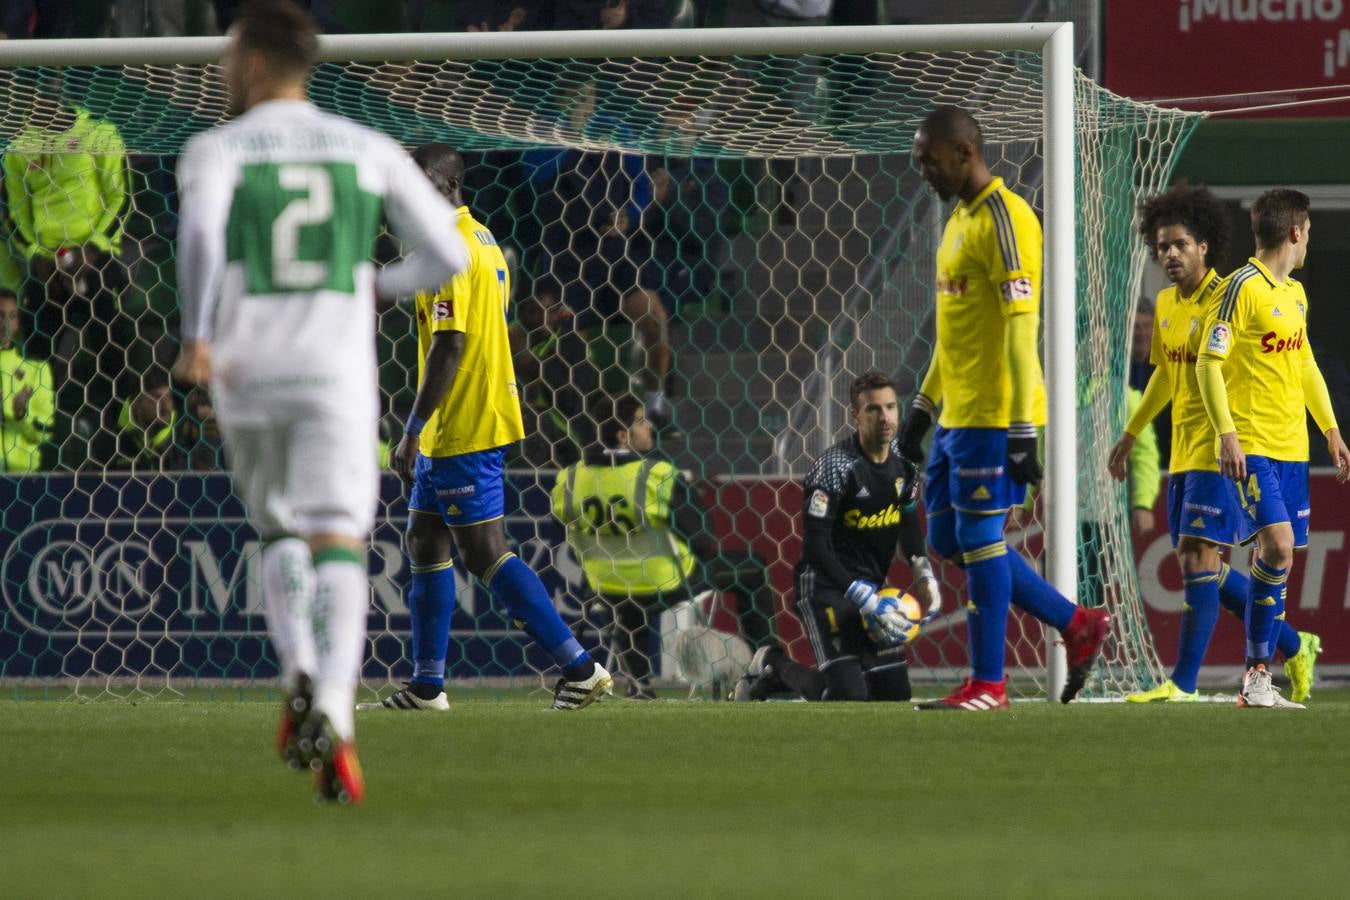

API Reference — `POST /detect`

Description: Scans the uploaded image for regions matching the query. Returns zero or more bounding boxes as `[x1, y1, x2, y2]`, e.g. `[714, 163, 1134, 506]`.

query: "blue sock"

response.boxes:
[1245, 559, 1287, 665]
[1006, 551, 1075, 631]
[1170, 570, 1219, 694]
[1274, 619, 1301, 660]
[487, 553, 590, 670]
[408, 561, 456, 685]
[1227, 563, 1302, 659]
[1217, 562, 1248, 620]
[963, 543, 1012, 682]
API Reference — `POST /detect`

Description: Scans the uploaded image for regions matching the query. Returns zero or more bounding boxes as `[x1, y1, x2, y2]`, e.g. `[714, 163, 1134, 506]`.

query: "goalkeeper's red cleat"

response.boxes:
[276, 673, 313, 771]
[1061, 608, 1112, 703]
[916, 676, 1009, 711]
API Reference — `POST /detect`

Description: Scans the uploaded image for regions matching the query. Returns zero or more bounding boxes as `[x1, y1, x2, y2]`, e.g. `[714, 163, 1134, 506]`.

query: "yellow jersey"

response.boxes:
[413, 206, 525, 457]
[1151, 268, 1224, 473]
[933, 177, 1046, 429]
[1197, 258, 1311, 462]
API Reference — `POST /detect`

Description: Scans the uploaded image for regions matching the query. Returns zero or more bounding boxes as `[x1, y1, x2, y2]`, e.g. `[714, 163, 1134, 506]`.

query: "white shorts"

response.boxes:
[218, 408, 379, 540]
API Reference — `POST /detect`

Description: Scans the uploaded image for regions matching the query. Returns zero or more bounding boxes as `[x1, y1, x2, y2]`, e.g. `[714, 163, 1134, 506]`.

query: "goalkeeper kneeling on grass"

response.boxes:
[734, 371, 940, 702]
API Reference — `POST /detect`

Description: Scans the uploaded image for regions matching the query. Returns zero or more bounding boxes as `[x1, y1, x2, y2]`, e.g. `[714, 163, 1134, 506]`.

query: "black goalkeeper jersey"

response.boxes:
[797, 435, 920, 591]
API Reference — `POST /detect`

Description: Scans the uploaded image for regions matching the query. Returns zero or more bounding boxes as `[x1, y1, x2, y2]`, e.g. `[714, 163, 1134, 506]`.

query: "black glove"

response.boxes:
[897, 454, 921, 505]
[1007, 422, 1042, 486]
[898, 393, 935, 463]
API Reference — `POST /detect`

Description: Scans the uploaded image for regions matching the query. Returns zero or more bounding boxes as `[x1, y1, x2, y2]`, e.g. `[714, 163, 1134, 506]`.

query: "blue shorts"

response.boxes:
[1233, 456, 1310, 549]
[924, 426, 1026, 516]
[1167, 470, 1243, 548]
[408, 447, 506, 527]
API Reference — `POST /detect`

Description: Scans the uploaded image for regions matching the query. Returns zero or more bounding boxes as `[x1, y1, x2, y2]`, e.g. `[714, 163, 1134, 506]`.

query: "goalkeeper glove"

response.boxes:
[846, 580, 912, 647]
[910, 557, 941, 620]
[898, 393, 935, 463]
[1007, 422, 1042, 486]
[844, 579, 879, 614]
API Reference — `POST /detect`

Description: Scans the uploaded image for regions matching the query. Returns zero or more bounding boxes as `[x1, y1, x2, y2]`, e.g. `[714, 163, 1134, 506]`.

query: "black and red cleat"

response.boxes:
[916, 676, 1009, 711]
[276, 673, 313, 771]
[315, 739, 365, 806]
[1061, 607, 1112, 703]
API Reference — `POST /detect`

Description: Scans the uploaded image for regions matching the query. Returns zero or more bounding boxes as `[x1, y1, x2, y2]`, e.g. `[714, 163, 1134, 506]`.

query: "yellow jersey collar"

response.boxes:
[1246, 256, 1282, 287]
[960, 176, 1005, 213]
[1179, 268, 1220, 303]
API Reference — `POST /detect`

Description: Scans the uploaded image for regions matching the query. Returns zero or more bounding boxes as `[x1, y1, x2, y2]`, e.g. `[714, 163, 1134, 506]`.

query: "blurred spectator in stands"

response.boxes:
[556, 0, 667, 29]
[215, 0, 339, 31]
[0, 287, 54, 472]
[1129, 295, 1171, 468]
[114, 366, 181, 470]
[548, 199, 675, 435]
[177, 384, 224, 471]
[637, 156, 727, 315]
[3, 82, 133, 462]
[113, 0, 215, 36]
[723, 0, 831, 26]
[1, 0, 76, 37]
[510, 274, 598, 466]
[443, 0, 553, 31]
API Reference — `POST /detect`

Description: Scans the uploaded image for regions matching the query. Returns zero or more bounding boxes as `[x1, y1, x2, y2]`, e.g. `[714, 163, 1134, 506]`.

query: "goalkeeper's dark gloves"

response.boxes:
[898, 393, 935, 463]
[1007, 421, 1042, 486]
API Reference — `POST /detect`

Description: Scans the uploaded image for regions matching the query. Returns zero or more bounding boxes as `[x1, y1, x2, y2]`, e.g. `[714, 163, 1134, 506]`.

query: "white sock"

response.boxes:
[312, 554, 369, 741]
[260, 538, 317, 691]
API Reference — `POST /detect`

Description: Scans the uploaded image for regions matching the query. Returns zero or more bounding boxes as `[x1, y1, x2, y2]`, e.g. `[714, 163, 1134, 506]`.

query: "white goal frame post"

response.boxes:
[0, 23, 1079, 697]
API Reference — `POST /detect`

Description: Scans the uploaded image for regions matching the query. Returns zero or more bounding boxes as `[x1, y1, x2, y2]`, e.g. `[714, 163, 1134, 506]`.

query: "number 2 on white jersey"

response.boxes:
[272, 164, 332, 290]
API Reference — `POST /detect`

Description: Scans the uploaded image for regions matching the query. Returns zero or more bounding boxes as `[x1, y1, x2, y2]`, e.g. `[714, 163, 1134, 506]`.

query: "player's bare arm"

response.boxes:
[393, 330, 464, 484]
[1326, 427, 1350, 483]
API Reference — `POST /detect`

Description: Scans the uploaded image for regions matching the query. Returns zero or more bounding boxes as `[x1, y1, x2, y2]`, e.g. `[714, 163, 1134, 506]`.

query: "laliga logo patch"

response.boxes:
[432, 300, 453, 321]
[999, 277, 1033, 302]
[1206, 322, 1230, 354]
[807, 489, 830, 518]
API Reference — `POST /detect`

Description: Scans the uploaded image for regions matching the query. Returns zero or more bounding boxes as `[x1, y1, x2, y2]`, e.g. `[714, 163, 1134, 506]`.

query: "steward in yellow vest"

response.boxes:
[552, 395, 775, 698]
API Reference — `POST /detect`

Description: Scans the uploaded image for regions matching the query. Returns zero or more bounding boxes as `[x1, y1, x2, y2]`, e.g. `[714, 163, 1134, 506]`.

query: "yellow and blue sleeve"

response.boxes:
[983, 193, 1041, 317]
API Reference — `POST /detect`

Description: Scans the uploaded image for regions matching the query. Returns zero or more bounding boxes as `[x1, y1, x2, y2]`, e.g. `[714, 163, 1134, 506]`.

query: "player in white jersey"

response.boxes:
[172, 0, 469, 804]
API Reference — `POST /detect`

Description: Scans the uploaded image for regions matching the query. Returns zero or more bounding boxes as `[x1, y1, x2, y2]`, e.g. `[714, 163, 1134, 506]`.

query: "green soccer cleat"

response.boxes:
[1284, 631, 1322, 704]
[1125, 679, 1198, 704]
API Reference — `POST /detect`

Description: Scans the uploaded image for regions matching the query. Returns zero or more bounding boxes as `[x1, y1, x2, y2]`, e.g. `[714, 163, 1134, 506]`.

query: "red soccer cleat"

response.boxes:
[315, 740, 365, 806]
[1060, 607, 1112, 704]
[916, 676, 1009, 711]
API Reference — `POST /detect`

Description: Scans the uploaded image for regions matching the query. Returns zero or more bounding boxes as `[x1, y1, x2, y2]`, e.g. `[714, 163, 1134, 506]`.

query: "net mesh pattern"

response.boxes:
[0, 44, 1202, 700]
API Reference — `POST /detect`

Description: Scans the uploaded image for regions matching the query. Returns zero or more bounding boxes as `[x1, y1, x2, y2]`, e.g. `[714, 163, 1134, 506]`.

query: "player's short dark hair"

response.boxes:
[233, 0, 319, 77]
[599, 394, 644, 449]
[0, 286, 17, 303]
[411, 143, 465, 196]
[849, 371, 897, 410]
[1251, 188, 1311, 250]
[920, 105, 983, 150]
[1137, 184, 1230, 269]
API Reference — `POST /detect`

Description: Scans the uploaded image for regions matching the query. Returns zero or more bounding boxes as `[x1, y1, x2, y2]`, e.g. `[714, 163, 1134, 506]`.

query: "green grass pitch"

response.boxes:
[5, 688, 1350, 898]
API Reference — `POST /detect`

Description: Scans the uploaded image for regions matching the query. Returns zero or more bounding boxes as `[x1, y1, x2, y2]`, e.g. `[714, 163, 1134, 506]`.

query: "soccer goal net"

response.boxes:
[0, 25, 1201, 700]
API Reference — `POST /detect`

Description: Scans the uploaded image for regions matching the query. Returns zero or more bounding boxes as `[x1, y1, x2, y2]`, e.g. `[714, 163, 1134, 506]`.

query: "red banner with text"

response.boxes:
[1106, 0, 1350, 117]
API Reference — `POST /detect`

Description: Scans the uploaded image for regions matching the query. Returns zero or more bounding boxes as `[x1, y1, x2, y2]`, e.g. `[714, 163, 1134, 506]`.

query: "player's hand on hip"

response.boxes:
[392, 434, 418, 485]
[1217, 432, 1246, 482]
[1326, 427, 1350, 484]
[1006, 422, 1042, 486]
[172, 341, 212, 386]
[1106, 433, 1135, 482]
